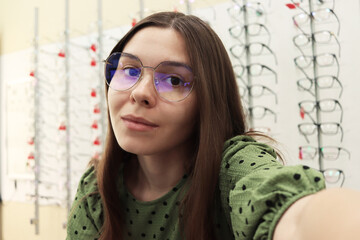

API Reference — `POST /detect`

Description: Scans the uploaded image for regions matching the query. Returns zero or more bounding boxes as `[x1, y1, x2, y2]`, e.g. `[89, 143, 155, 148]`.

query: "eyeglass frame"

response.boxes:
[298, 98, 343, 123]
[293, 30, 341, 57]
[299, 145, 350, 161]
[291, 0, 335, 15]
[246, 84, 278, 104]
[230, 42, 278, 65]
[227, 1, 267, 23]
[296, 75, 343, 98]
[233, 63, 278, 84]
[294, 53, 340, 79]
[292, 8, 340, 36]
[298, 122, 344, 143]
[248, 105, 277, 122]
[103, 52, 195, 102]
[320, 168, 345, 187]
[228, 23, 271, 45]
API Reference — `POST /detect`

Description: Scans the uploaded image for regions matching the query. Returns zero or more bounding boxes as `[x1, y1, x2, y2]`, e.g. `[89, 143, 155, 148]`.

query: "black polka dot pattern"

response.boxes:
[67, 136, 326, 240]
[219, 136, 326, 240]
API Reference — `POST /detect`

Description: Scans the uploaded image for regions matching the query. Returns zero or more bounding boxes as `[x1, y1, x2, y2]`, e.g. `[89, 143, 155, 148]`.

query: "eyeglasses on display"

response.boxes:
[291, 0, 335, 12]
[299, 145, 350, 161]
[292, 8, 340, 35]
[230, 42, 277, 64]
[227, 1, 266, 22]
[228, 23, 271, 45]
[246, 84, 278, 104]
[233, 63, 278, 83]
[294, 53, 339, 78]
[104, 52, 194, 102]
[296, 75, 343, 98]
[298, 122, 343, 143]
[320, 168, 345, 187]
[293, 30, 341, 57]
[248, 106, 277, 122]
[299, 98, 343, 122]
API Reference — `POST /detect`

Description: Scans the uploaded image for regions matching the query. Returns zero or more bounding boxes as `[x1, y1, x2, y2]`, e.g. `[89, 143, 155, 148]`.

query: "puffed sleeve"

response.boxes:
[219, 135, 326, 240]
[66, 166, 103, 240]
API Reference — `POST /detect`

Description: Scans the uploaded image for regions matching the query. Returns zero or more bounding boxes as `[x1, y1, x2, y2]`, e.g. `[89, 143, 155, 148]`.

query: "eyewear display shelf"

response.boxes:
[228, 0, 278, 132]
[292, 0, 347, 187]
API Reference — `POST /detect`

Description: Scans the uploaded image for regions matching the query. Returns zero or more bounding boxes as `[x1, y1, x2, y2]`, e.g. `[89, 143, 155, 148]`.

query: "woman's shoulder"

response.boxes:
[222, 135, 278, 169]
[76, 166, 98, 194]
[67, 166, 103, 239]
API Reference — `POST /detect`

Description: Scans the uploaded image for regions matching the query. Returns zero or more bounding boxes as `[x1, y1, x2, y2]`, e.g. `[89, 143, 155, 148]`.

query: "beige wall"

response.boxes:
[1, 202, 67, 240]
[0, 0, 227, 54]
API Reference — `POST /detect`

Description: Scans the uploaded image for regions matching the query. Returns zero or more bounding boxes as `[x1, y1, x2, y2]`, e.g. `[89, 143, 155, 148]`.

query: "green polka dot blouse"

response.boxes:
[66, 135, 326, 240]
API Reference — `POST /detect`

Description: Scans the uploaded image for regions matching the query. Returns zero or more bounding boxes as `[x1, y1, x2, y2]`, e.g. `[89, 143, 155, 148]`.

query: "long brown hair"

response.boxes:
[95, 11, 248, 240]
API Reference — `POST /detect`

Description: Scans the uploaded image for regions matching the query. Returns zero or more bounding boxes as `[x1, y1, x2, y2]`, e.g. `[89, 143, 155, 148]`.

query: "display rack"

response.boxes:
[228, 0, 277, 131]
[30, 7, 40, 235]
[292, 0, 347, 187]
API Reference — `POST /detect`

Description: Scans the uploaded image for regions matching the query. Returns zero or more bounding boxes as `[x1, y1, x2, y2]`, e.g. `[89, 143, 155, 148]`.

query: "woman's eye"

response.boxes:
[166, 76, 184, 87]
[124, 67, 141, 77]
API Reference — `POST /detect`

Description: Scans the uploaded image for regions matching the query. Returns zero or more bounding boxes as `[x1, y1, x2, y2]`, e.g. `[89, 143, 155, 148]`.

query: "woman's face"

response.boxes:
[108, 26, 198, 157]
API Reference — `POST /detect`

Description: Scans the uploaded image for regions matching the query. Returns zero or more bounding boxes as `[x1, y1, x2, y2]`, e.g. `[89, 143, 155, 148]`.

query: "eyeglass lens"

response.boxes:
[105, 52, 194, 102]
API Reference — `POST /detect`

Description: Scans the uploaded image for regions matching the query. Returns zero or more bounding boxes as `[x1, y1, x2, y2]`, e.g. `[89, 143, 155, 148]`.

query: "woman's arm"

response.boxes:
[273, 188, 360, 240]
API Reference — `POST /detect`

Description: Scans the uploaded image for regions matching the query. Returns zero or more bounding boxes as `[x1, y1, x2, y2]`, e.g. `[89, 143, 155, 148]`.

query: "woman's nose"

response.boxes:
[130, 68, 157, 107]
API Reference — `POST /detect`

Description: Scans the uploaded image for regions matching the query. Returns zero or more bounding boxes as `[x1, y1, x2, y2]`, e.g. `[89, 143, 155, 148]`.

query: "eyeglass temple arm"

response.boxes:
[338, 124, 344, 142]
[333, 55, 340, 78]
[330, 10, 341, 36]
[298, 124, 311, 143]
[263, 44, 278, 65]
[336, 100, 344, 123]
[340, 170, 345, 187]
[266, 87, 278, 104]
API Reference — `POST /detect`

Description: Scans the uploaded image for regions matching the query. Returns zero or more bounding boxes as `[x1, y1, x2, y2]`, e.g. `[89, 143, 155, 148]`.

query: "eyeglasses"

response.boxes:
[246, 84, 278, 104]
[291, 0, 335, 13]
[320, 168, 345, 187]
[248, 106, 277, 122]
[299, 145, 350, 161]
[299, 98, 343, 122]
[230, 42, 277, 64]
[294, 53, 339, 78]
[293, 30, 341, 56]
[297, 75, 343, 98]
[104, 52, 194, 102]
[227, 1, 267, 23]
[298, 122, 343, 143]
[233, 64, 278, 83]
[292, 8, 340, 35]
[228, 23, 271, 45]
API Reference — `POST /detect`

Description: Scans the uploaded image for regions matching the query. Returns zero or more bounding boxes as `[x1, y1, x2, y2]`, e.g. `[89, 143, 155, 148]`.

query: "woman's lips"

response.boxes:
[121, 115, 158, 131]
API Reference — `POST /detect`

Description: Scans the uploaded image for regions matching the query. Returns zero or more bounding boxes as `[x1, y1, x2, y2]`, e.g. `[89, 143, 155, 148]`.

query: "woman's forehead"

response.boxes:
[122, 26, 191, 67]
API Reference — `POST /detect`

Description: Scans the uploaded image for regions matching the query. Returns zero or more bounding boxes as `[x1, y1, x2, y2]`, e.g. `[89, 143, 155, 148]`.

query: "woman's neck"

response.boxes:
[125, 153, 187, 202]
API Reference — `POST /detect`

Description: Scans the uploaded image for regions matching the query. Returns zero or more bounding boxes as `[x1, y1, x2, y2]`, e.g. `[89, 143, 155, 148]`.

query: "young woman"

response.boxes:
[67, 11, 360, 240]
